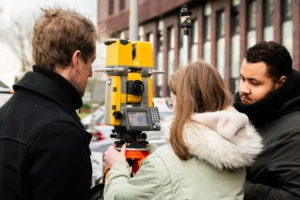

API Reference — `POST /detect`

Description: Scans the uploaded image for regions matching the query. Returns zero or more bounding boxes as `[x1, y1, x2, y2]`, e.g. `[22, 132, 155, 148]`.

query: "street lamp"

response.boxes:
[180, 5, 192, 65]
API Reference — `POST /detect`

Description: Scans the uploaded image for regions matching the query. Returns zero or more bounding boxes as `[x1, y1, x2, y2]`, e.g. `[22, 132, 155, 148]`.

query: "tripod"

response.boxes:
[125, 148, 149, 175]
[104, 130, 150, 179]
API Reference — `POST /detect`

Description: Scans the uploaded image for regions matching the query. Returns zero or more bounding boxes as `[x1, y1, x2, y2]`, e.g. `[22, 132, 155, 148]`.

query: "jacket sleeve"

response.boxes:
[244, 128, 300, 200]
[104, 152, 169, 200]
[28, 122, 91, 200]
[244, 181, 300, 200]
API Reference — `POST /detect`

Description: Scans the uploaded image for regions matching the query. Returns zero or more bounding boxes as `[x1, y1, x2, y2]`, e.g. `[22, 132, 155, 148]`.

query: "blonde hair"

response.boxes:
[169, 60, 232, 160]
[32, 7, 99, 69]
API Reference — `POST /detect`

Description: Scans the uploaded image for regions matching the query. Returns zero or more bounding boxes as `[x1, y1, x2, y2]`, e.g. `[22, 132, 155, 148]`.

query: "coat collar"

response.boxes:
[13, 66, 83, 121]
[161, 107, 263, 170]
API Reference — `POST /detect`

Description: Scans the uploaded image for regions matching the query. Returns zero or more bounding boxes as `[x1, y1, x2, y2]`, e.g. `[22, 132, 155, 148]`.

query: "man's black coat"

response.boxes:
[0, 66, 92, 200]
[234, 70, 300, 200]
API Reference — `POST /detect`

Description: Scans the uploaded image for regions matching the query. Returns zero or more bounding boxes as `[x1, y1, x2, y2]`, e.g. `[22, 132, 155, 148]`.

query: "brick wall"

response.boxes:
[239, 0, 247, 64]
[98, 0, 300, 96]
[293, 0, 300, 70]
[273, 0, 282, 43]
[98, 0, 191, 33]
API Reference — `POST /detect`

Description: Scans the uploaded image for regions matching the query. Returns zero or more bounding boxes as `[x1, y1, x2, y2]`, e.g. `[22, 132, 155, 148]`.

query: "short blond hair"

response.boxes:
[32, 7, 99, 69]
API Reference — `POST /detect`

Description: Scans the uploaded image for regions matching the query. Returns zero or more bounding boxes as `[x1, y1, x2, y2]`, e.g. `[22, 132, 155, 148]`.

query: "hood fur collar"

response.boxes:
[160, 107, 263, 170]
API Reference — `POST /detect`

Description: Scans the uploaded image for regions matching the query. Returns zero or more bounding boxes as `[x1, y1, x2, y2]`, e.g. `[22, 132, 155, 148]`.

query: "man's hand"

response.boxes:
[104, 144, 126, 168]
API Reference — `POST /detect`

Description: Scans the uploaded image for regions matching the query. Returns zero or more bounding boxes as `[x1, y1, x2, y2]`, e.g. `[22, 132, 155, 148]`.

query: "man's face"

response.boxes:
[75, 50, 96, 97]
[239, 59, 276, 104]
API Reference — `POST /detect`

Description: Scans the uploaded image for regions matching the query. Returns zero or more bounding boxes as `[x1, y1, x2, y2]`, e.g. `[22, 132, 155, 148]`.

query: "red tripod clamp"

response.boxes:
[125, 149, 149, 174]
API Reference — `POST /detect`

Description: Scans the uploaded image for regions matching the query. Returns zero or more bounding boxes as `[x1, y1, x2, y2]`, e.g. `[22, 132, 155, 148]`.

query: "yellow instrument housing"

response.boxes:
[105, 40, 153, 68]
[104, 39, 155, 127]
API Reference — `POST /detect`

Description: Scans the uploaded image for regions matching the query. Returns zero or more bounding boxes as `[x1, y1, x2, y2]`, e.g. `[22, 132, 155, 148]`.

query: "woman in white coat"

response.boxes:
[104, 60, 263, 200]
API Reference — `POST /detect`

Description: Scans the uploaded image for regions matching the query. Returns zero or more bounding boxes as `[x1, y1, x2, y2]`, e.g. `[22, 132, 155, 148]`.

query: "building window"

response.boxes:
[264, 0, 273, 27]
[146, 33, 154, 48]
[167, 27, 175, 80]
[247, 0, 256, 48]
[203, 3, 211, 63]
[217, 11, 225, 39]
[282, 0, 292, 21]
[217, 10, 225, 79]
[167, 27, 175, 95]
[203, 16, 211, 63]
[282, 0, 292, 56]
[156, 20, 164, 97]
[111, 31, 121, 38]
[119, 0, 125, 10]
[179, 28, 184, 67]
[231, 1, 240, 93]
[109, 0, 114, 15]
[191, 20, 198, 62]
[247, 0, 256, 30]
[203, 16, 211, 42]
[146, 33, 155, 94]
[263, 0, 274, 40]
[139, 26, 144, 41]
[231, 4, 239, 35]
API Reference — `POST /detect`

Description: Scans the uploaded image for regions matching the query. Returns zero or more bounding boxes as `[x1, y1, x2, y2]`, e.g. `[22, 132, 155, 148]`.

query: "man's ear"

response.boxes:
[71, 50, 81, 69]
[275, 76, 287, 89]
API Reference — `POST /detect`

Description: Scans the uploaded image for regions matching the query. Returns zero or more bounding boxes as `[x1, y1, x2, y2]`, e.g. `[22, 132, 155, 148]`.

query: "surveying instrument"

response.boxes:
[94, 39, 163, 175]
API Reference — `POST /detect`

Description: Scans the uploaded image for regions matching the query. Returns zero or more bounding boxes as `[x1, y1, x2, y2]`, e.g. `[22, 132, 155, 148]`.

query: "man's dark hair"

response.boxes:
[246, 41, 293, 81]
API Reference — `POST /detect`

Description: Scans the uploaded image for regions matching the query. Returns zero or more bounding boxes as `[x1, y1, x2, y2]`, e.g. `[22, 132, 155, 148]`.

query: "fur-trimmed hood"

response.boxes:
[160, 107, 263, 170]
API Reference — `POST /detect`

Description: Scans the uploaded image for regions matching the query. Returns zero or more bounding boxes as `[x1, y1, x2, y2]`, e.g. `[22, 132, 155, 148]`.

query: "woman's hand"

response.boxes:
[104, 144, 126, 168]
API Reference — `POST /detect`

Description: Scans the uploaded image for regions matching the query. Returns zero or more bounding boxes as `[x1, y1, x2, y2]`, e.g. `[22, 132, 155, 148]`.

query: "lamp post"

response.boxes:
[129, 0, 139, 40]
[180, 5, 192, 65]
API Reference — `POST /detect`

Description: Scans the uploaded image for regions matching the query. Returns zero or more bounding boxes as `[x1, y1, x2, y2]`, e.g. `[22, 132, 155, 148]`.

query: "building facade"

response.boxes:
[98, 0, 300, 97]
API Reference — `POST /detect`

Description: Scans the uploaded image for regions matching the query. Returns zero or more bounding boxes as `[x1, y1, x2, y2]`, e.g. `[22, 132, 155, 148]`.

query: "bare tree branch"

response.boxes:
[0, 14, 35, 75]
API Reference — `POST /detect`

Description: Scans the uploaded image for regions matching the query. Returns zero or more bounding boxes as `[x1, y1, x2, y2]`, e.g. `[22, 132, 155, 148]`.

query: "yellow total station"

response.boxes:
[103, 39, 154, 127]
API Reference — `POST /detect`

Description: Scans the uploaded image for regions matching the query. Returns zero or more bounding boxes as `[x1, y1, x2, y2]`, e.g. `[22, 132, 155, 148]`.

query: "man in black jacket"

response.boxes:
[234, 41, 300, 199]
[0, 7, 98, 200]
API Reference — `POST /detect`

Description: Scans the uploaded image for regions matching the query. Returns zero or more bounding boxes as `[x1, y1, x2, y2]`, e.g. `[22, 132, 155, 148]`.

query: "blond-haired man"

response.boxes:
[0, 7, 98, 200]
